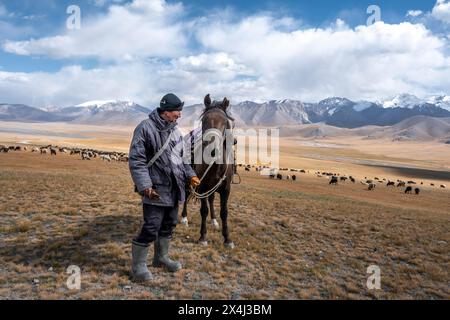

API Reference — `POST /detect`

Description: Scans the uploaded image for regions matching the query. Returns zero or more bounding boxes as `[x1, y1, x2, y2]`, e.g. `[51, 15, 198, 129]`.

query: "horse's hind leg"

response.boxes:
[208, 193, 219, 229]
[220, 188, 234, 248]
[198, 198, 208, 245]
[181, 189, 189, 226]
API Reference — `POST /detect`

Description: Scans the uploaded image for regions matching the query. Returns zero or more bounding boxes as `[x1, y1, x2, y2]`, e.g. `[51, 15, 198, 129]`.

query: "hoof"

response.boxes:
[224, 242, 235, 249]
[211, 219, 219, 229]
[199, 240, 208, 246]
[181, 217, 189, 227]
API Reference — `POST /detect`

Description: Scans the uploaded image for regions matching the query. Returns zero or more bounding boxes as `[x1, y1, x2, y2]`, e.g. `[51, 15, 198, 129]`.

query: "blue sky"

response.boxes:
[0, 0, 449, 107]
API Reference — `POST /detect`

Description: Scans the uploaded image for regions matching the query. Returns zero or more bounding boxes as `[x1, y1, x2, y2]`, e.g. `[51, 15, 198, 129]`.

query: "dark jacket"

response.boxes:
[129, 110, 196, 206]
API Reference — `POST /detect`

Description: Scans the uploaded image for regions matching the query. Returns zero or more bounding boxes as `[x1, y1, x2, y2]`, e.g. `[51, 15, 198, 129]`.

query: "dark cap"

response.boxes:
[158, 93, 184, 112]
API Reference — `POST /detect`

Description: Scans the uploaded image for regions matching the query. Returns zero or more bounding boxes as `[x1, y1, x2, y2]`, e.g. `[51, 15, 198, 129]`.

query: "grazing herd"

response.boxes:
[1, 145, 448, 196]
[0, 144, 129, 163]
[0, 145, 28, 152]
[239, 163, 448, 196]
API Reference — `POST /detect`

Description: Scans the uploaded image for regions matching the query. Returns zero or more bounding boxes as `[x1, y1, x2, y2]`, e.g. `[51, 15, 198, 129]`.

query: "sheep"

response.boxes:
[405, 186, 413, 194]
[397, 181, 406, 187]
[386, 181, 395, 187]
[81, 152, 91, 160]
[292, 175, 297, 181]
[276, 174, 283, 180]
[415, 188, 420, 195]
[368, 183, 376, 191]
[100, 154, 111, 162]
[329, 176, 338, 185]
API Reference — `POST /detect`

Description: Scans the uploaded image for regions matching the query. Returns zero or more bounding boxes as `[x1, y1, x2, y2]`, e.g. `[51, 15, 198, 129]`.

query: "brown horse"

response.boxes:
[181, 94, 235, 248]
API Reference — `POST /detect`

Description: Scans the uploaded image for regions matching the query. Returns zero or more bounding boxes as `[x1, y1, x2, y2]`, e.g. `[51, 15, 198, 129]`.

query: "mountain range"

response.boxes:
[279, 116, 450, 143]
[1, 94, 450, 132]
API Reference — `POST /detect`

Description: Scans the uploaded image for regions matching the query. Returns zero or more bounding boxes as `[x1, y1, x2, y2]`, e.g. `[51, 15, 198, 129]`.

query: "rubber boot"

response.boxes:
[131, 243, 153, 282]
[152, 237, 182, 272]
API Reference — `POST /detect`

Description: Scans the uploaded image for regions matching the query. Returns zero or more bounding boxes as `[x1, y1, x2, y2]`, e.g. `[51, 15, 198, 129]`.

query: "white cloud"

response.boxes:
[432, 0, 450, 24]
[3, 0, 188, 61]
[0, 55, 262, 107]
[0, 0, 450, 106]
[407, 10, 423, 17]
[196, 16, 450, 101]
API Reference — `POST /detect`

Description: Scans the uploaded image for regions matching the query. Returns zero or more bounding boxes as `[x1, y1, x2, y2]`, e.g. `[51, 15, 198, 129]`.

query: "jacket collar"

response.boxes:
[149, 109, 177, 132]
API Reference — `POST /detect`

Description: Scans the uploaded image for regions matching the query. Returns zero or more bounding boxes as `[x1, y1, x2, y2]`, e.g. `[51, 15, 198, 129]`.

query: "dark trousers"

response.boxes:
[133, 203, 179, 246]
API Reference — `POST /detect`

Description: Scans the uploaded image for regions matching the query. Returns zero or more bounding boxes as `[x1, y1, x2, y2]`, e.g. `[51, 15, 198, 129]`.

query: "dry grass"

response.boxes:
[0, 151, 449, 300]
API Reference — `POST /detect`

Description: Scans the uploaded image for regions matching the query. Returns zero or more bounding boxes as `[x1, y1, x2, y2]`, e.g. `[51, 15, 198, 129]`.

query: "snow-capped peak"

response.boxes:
[74, 100, 140, 112]
[427, 95, 450, 112]
[76, 100, 121, 107]
[319, 97, 351, 106]
[382, 94, 423, 109]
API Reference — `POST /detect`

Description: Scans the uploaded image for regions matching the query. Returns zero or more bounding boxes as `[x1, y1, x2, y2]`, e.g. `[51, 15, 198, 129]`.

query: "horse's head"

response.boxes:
[204, 94, 230, 113]
[201, 94, 232, 133]
[197, 94, 235, 164]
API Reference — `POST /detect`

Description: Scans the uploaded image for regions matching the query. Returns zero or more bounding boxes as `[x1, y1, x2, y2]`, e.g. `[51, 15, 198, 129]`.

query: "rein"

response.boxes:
[189, 109, 237, 199]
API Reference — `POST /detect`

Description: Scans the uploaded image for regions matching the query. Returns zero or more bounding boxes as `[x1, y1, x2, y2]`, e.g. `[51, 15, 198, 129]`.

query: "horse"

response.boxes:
[181, 94, 235, 248]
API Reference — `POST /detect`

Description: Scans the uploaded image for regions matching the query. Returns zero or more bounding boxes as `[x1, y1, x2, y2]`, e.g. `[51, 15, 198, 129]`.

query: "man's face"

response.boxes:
[162, 110, 181, 123]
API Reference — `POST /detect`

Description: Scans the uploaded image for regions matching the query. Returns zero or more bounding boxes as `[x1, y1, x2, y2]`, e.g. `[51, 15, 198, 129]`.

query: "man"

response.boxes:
[129, 93, 200, 282]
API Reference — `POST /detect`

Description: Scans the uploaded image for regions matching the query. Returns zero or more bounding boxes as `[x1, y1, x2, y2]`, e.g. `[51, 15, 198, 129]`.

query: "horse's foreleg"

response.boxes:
[199, 198, 208, 245]
[181, 189, 189, 226]
[220, 188, 234, 248]
[208, 193, 219, 229]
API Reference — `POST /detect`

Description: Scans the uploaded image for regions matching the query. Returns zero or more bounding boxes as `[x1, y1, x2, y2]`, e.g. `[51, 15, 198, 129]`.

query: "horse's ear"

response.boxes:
[222, 97, 230, 110]
[204, 94, 211, 107]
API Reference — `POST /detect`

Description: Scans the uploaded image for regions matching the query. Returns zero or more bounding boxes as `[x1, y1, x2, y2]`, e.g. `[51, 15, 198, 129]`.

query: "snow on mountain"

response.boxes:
[72, 100, 148, 113]
[382, 94, 424, 109]
[3, 94, 450, 129]
[427, 95, 450, 112]
[353, 101, 373, 112]
[76, 100, 119, 108]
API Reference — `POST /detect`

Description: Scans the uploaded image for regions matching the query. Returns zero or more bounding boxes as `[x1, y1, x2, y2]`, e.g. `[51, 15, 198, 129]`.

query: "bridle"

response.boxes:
[189, 108, 237, 199]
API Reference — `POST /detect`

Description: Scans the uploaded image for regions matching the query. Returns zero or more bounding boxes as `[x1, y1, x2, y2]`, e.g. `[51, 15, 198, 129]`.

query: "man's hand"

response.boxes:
[143, 188, 160, 199]
[190, 176, 201, 188]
